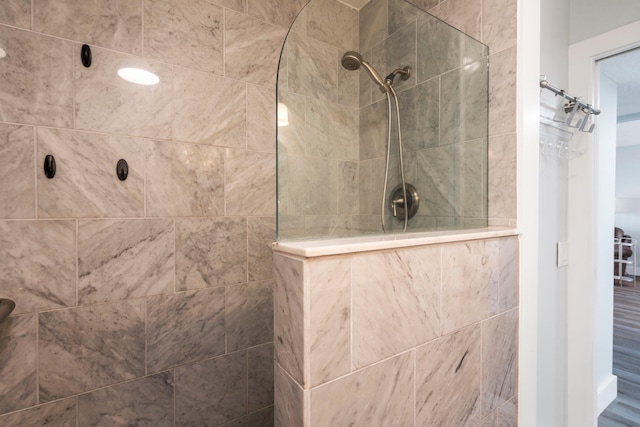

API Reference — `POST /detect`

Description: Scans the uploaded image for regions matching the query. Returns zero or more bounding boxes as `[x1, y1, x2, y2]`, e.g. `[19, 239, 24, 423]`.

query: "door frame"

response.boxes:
[567, 20, 640, 427]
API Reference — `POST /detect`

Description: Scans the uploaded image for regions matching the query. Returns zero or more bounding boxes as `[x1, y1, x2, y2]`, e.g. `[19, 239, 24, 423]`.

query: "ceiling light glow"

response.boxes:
[277, 102, 289, 127]
[117, 67, 160, 85]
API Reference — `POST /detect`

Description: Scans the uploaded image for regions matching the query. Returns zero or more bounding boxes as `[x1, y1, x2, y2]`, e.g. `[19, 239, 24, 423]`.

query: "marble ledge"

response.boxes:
[272, 227, 519, 258]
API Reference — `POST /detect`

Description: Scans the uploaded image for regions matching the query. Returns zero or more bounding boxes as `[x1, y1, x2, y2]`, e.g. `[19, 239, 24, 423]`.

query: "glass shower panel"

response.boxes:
[277, 0, 489, 240]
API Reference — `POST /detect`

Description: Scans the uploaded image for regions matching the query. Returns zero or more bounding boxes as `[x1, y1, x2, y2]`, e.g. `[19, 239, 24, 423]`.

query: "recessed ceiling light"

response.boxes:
[0, 48, 6, 59]
[117, 67, 160, 85]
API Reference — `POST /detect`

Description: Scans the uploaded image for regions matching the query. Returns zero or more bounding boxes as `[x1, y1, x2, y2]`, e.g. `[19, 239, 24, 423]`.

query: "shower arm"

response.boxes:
[385, 66, 412, 85]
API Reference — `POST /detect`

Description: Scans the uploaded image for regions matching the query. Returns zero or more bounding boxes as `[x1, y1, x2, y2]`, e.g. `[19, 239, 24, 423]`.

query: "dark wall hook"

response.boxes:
[117, 159, 128, 181]
[44, 155, 56, 179]
[81, 44, 92, 68]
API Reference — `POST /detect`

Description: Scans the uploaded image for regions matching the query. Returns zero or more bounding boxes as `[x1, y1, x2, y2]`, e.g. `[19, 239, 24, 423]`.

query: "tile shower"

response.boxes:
[0, 0, 289, 425]
[0, 1, 518, 427]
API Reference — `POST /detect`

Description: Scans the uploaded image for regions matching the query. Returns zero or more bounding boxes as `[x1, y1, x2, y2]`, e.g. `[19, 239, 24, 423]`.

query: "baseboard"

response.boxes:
[597, 374, 618, 415]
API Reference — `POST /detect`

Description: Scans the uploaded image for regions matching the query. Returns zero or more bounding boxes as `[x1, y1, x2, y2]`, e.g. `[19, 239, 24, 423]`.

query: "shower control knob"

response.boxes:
[390, 183, 420, 220]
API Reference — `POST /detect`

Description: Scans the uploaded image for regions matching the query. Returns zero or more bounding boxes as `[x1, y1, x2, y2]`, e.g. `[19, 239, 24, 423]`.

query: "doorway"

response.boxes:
[567, 20, 640, 427]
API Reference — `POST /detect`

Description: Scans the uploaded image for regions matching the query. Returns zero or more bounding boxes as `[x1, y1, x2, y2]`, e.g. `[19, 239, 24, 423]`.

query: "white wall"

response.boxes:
[569, 0, 640, 43]
[538, 0, 569, 424]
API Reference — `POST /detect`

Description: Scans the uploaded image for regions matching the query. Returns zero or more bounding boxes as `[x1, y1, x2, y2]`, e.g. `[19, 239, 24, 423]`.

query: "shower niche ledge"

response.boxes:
[273, 227, 518, 258]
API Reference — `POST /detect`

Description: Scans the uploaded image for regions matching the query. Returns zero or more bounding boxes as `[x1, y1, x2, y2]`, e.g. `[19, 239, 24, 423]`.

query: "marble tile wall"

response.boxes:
[274, 235, 519, 426]
[0, 0, 288, 424]
[277, 0, 362, 239]
[279, 0, 517, 239]
[357, 0, 491, 232]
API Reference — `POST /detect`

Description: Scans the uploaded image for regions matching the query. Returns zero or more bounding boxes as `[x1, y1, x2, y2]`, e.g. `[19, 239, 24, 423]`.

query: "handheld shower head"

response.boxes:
[341, 51, 362, 71]
[341, 51, 388, 93]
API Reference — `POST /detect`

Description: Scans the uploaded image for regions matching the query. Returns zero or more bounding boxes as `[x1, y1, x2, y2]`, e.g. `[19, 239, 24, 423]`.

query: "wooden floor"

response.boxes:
[599, 283, 640, 426]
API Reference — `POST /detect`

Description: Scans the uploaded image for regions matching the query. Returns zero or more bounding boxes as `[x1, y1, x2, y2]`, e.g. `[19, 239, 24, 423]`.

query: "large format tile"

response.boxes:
[175, 352, 247, 426]
[416, 13, 486, 83]
[309, 258, 351, 386]
[147, 288, 225, 373]
[482, 0, 517, 53]
[440, 59, 489, 145]
[287, 32, 338, 102]
[498, 396, 518, 426]
[369, 18, 416, 98]
[78, 372, 174, 427]
[248, 0, 305, 28]
[416, 324, 481, 426]
[37, 128, 145, 218]
[459, 138, 487, 218]
[306, 98, 358, 161]
[174, 70, 246, 148]
[227, 406, 274, 427]
[488, 133, 517, 220]
[225, 9, 287, 86]
[338, 161, 358, 216]
[359, 0, 388, 54]
[482, 309, 518, 416]
[388, 0, 422, 34]
[276, 90, 306, 156]
[0, 398, 76, 427]
[429, 0, 482, 40]
[78, 219, 174, 305]
[215, 0, 245, 13]
[336, 49, 360, 108]
[146, 140, 224, 217]
[0, 124, 34, 219]
[144, 0, 223, 74]
[489, 47, 517, 137]
[358, 157, 385, 215]
[176, 217, 247, 290]
[414, 144, 461, 217]
[0, 220, 75, 314]
[303, 0, 357, 51]
[398, 78, 439, 153]
[305, 215, 354, 238]
[351, 247, 440, 368]
[34, 0, 142, 54]
[39, 301, 145, 401]
[249, 343, 275, 412]
[274, 363, 305, 427]
[226, 281, 274, 352]
[0, 26, 73, 128]
[278, 155, 337, 216]
[247, 84, 276, 152]
[441, 239, 500, 334]
[274, 254, 305, 385]
[499, 237, 519, 312]
[225, 149, 276, 216]
[359, 99, 387, 160]
[248, 217, 276, 282]
[310, 351, 414, 426]
[75, 46, 172, 139]
[0, 314, 37, 414]
[0, 0, 31, 28]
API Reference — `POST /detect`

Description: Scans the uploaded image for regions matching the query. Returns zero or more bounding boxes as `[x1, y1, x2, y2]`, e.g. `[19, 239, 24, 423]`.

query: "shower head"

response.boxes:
[341, 51, 363, 71]
[341, 51, 389, 93]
